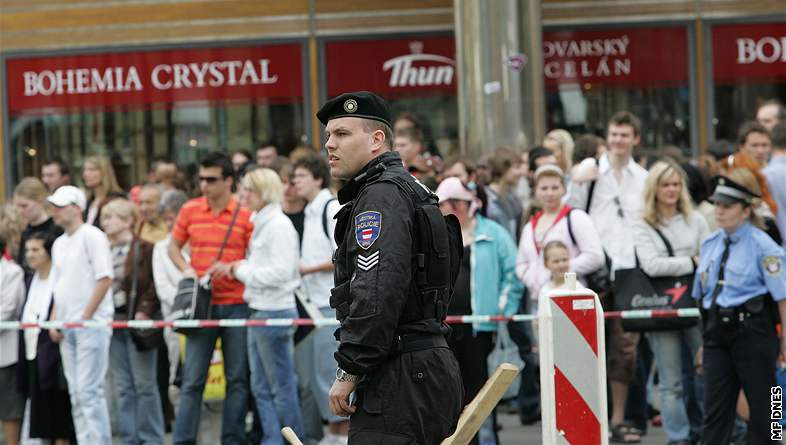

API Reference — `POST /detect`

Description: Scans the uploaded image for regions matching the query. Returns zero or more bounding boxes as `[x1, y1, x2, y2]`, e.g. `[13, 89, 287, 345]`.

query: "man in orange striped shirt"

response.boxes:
[168, 151, 253, 445]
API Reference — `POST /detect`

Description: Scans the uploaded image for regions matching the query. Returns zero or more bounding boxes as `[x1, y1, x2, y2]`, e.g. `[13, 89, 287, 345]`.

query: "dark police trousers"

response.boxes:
[349, 344, 463, 445]
[702, 305, 779, 444]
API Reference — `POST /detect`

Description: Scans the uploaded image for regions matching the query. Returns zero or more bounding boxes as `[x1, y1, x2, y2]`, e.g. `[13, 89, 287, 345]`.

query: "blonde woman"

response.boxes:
[13, 177, 64, 284]
[210, 168, 304, 444]
[543, 129, 575, 172]
[101, 199, 164, 445]
[82, 156, 125, 227]
[632, 161, 709, 445]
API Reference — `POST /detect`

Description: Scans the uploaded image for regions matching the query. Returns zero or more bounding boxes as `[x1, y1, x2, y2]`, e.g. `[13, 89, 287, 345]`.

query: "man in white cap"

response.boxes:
[46, 185, 114, 444]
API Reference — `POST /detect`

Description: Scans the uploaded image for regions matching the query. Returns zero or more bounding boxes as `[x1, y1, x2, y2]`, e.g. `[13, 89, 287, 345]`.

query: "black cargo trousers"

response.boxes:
[348, 346, 464, 444]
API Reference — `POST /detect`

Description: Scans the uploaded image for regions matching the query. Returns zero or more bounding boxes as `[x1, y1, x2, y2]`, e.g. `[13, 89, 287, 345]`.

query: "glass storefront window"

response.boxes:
[8, 102, 304, 189]
[5, 43, 306, 190]
[543, 26, 691, 151]
[711, 22, 786, 141]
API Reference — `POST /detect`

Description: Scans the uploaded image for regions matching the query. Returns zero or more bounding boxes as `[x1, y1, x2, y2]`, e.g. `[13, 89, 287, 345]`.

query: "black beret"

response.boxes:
[316, 91, 392, 129]
[708, 175, 761, 205]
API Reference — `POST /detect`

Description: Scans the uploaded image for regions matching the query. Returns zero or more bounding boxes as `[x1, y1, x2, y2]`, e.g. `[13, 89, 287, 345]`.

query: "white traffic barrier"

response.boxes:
[539, 273, 608, 445]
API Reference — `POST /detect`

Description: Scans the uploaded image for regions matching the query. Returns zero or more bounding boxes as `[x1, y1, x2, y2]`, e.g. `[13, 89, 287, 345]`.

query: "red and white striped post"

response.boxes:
[539, 273, 608, 445]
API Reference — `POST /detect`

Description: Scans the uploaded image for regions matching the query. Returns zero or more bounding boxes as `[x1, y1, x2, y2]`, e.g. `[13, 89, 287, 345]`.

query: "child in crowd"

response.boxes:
[537, 240, 572, 313]
[530, 240, 573, 348]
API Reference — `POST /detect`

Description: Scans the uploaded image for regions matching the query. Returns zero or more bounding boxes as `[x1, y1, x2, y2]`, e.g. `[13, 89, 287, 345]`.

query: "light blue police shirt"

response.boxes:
[692, 222, 786, 309]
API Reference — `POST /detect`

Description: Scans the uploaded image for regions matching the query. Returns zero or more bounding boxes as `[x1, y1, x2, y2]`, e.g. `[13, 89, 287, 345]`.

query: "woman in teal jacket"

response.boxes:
[436, 177, 523, 445]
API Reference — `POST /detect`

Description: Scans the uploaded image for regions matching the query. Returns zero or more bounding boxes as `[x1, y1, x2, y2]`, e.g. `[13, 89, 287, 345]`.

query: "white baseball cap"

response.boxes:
[47, 185, 87, 211]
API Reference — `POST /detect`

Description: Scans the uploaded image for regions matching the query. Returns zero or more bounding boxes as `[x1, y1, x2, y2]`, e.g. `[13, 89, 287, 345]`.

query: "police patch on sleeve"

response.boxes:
[355, 211, 381, 250]
[763, 256, 782, 276]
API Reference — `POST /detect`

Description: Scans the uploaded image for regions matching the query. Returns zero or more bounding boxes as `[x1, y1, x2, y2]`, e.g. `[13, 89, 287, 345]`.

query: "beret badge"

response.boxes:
[343, 99, 358, 113]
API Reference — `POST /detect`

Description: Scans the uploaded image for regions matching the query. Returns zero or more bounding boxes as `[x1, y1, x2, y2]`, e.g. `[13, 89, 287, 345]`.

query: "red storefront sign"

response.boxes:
[324, 29, 687, 98]
[543, 27, 688, 89]
[5, 43, 303, 114]
[325, 36, 456, 97]
[712, 22, 786, 83]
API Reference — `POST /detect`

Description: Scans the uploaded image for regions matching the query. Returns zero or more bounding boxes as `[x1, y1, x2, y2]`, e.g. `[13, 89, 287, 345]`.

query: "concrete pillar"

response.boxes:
[453, 0, 545, 158]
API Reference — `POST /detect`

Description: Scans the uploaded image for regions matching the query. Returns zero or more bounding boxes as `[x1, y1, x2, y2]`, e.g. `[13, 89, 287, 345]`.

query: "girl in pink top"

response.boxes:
[516, 165, 605, 309]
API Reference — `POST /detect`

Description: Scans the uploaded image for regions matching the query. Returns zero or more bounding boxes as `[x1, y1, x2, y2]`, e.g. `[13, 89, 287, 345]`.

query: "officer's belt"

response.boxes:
[392, 333, 448, 355]
[701, 293, 776, 326]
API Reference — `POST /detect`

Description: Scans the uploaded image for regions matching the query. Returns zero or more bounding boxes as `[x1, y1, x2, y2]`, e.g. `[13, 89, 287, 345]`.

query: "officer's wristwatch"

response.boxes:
[336, 367, 359, 382]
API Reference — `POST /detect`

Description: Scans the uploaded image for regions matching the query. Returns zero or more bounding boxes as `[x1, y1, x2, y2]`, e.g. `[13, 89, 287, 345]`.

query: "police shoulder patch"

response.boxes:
[355, 211, 381, 250]
[763, 255, 782, 276]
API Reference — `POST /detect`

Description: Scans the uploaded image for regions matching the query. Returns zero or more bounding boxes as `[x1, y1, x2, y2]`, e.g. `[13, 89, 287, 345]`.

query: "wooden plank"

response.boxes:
[315, 11, 454, 34]
[441, 363, 521, 445]
[315, 0, 450, 13]
[0, 18, 311, 50]
[281, 427, 304, 445]
[0, 0, 310, 32]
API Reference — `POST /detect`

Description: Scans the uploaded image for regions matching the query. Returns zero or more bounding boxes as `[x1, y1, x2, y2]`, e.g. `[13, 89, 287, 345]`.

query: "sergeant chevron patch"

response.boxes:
[357, 251, 380, 271]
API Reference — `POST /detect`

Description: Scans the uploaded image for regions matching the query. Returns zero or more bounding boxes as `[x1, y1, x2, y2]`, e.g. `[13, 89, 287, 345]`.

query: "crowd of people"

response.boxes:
[0, 98, 785, 445]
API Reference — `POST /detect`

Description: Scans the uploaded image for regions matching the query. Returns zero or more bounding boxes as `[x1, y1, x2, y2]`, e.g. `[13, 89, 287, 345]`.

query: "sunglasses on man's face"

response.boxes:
[199, 176, 222, 184]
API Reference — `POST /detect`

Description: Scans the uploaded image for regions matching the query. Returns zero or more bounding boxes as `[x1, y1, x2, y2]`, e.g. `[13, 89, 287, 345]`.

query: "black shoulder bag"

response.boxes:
[168, 204, 241, 335]
[612, 226, 698, 332]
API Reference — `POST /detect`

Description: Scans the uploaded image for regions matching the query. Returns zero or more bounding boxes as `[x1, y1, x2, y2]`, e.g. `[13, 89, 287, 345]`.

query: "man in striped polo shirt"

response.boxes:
[168, 151, 254, 445]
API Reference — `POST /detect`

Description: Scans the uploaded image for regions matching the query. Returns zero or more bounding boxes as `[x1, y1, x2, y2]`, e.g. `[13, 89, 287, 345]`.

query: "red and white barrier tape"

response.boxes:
[0, 308, 701, 330]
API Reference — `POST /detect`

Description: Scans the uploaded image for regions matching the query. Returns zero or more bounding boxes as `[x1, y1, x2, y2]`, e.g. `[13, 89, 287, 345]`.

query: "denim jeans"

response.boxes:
[173, 304, 249, 445]
[248, 308, 304, 445]
[295, 307, 342, 432]
[646, 326, 702, 444]
[681, 339, 703, 442]
[110, 329, 164, 444]
[60, 326, 112, 444]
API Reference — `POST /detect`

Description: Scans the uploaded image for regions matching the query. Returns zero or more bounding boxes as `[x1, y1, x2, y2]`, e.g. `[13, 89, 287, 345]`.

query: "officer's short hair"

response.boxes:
[771, 120, 786, 149]
[608, 111, 642, 137]
[363, 120, 394, 151]
[294, 154, 331, 189]
[737, 121, 770, 146]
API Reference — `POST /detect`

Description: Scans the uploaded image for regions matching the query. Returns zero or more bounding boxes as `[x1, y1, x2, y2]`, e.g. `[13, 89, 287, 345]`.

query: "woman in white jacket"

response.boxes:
[210, 168, 304, 445]
[632, 160, 709, 445]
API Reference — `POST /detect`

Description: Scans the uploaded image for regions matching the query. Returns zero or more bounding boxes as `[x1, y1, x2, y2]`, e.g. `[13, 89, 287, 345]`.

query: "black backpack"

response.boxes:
[381, 174, 463, 321]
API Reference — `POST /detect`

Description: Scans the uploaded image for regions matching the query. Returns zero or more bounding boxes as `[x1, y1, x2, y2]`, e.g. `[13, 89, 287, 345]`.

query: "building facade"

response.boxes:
[1, 0, 784, 197]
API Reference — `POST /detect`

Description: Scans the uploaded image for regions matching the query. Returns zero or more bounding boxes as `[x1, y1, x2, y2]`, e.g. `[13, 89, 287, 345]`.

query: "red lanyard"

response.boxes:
[531, 205, 572, 254]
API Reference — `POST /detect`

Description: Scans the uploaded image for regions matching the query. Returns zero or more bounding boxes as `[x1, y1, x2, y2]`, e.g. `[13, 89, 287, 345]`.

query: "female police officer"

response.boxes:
[693, 171, 786, 444]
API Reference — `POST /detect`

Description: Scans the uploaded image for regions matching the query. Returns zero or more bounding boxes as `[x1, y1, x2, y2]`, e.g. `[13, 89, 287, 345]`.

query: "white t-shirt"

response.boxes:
[300, 189, 341, 308]
[51, 224, 114, 322]
[22, 273, 53, 360]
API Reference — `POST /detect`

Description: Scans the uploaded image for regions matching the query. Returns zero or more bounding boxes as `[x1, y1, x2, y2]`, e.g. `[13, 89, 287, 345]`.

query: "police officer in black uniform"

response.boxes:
[319, 91, 464, 444]
[693, 176, 786, 444]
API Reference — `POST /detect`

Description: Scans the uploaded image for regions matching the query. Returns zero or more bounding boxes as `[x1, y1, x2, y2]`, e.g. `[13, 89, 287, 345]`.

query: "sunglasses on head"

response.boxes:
[199, 176, 222, 183]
